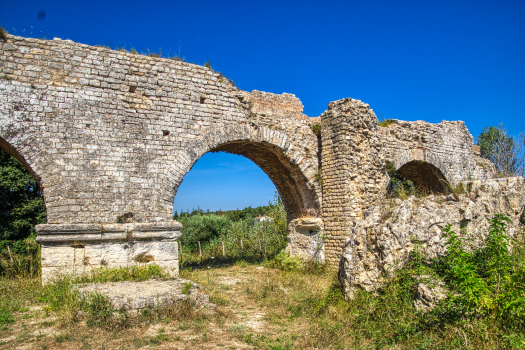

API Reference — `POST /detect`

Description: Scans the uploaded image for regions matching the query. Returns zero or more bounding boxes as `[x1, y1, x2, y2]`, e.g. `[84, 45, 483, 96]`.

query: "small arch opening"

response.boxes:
[387, 161, 448, 197]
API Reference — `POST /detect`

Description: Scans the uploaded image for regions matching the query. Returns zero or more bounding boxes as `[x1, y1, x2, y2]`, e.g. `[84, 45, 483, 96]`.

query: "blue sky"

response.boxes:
[2, 0, 524, 211]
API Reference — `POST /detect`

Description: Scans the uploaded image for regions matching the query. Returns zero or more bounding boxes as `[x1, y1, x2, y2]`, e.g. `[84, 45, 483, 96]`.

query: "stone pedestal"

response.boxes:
[35, 222, 182, 284]
[286, 218, 325, 263]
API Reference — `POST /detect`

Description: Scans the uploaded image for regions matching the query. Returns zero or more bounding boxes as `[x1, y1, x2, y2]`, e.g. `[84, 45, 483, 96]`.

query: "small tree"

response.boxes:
[476, 124, 523, 177]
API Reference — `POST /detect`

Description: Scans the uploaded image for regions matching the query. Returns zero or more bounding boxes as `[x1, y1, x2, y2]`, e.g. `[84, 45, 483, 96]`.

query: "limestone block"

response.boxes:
[286, 218, 325, 263]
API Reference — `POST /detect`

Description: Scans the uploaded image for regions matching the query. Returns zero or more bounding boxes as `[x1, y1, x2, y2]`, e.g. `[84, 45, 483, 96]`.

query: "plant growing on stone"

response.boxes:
[314, 169, 324, 187]
[378, 114, 395, 127]
[0, 26, 6, 41]
[310, 123, 321, 136]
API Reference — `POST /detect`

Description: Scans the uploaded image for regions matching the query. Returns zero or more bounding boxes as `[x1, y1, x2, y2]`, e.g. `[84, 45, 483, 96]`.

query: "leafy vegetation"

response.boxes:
[178, 194, 287, 264]
[0, 26, 6, 41]
[244, 214, 525, 349]
[386, 161, 417, 198]
[0, 149, 46, 240]
[476, 123, 524, 177]
[378, 114, 395, 127]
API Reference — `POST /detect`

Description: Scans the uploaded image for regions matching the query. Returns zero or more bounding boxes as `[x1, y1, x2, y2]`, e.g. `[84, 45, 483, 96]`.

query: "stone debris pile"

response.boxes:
[75, 277, 215, 312]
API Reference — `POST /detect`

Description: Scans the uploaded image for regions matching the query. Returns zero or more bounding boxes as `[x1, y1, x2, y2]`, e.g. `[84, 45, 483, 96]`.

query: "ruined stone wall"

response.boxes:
[338, 177, 525, 298]
[379, 120, 494, 188]
[0, 34, 320, 225]
[0, 34, 504, 281]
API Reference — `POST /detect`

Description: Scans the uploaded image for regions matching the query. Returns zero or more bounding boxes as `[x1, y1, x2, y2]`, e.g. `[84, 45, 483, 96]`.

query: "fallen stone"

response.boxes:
[413, 275, 448, 312]
[75, 277, 215, 312]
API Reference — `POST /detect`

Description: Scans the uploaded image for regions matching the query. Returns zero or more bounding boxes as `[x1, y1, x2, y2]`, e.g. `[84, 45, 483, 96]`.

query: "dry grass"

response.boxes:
[1, 257, 523, 349]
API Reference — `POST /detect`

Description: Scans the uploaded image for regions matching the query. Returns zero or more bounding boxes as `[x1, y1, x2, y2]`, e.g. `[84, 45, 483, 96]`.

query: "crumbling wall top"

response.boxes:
[241, 90, 311, 122]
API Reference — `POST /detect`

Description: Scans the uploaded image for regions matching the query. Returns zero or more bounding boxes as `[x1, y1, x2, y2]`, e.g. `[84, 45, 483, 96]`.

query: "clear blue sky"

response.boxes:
[3, 0, 524, 211]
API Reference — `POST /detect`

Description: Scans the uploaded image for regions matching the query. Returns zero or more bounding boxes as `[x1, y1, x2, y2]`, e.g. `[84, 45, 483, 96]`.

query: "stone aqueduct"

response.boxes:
[0, 35, 495, 282]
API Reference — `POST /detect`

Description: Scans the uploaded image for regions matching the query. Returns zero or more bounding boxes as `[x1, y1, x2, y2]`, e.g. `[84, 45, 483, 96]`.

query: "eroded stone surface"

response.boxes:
[286, 218, 324, 263]
[339, 177, 525, 298]
[413, 276, 448, 312]
[76, 278, 214, 311]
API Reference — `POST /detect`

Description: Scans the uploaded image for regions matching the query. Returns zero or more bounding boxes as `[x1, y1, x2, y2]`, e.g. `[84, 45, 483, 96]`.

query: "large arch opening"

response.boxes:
[396, 160, 448, 194]
[173, 151, 278, 213]
[209, 140, 318, 220]
[160, 125, 321, 223]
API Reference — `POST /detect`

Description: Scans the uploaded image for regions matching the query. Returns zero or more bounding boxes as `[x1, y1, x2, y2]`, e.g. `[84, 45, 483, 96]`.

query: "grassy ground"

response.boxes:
[1, 256, 523, 350]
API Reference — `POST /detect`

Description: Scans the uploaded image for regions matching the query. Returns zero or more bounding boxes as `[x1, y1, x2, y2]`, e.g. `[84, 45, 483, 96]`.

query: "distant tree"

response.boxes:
[476, 124, 523, 177]
[0, 150, 46, 240]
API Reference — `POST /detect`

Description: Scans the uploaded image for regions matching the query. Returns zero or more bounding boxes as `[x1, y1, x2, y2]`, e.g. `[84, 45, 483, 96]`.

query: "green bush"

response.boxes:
[272, 250, 302, 271]
[178, 214, 232, 249]
[430, 214, 525, 325]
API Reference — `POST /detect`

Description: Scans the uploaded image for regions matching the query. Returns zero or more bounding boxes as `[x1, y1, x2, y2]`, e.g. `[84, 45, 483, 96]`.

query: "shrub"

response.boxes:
[273, 250, 302, 271]
[423, 214, 525, 330]
[0, 235, 40, 277]
[0, 26, 6, 41]
[179, 214, 232, 249]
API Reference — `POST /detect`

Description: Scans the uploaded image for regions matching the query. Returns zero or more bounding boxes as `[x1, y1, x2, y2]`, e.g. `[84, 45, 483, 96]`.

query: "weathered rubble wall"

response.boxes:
[338, 177, 525, 298]
[286, 218, 325, 263]
[379, 119, 494, 189]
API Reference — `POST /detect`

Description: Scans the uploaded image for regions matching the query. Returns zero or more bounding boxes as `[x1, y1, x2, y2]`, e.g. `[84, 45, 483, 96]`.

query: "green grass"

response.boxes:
[73, 264, 166, 284]
[379, 118, 395, 127]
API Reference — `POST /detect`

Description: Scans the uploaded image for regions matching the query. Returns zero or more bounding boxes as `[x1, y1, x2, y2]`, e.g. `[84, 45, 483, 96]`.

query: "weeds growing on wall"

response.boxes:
[378, 114, 395, 127]
[310, 123, 321, 136]
[0, 26, 6, 41]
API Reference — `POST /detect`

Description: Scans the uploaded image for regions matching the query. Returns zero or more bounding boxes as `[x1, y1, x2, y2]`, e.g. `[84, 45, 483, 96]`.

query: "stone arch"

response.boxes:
[393, 149, 450, 193]
[157, 124, 321, 220]
[0, 136, 42, 186]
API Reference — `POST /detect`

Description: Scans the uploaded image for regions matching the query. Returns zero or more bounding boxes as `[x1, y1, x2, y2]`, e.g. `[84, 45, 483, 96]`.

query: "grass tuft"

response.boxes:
[310, 123, 321, 136]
